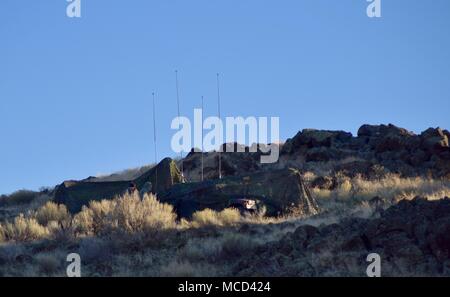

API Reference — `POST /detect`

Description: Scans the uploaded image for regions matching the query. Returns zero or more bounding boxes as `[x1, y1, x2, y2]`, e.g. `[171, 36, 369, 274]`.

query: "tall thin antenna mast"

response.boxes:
[216, 73, 222, 179]
[152, 92, 158, 193]
[201, 95, 204, 182]
[175, 70, 185, 181]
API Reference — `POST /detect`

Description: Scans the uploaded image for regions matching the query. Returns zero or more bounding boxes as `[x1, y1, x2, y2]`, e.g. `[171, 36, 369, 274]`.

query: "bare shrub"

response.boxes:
[73, 200, 115, 235]
[45, 220, 75, 242]
[113, 192, 176, 233]
[72, 206, 95, 235]
[33, 202, 71, 226]
[192, 209, 220, 226]
[218, 208, 241, 225]
[192, 208, 241, 227]
[2, 215, 48, 242]
[72, 192, 176, 236]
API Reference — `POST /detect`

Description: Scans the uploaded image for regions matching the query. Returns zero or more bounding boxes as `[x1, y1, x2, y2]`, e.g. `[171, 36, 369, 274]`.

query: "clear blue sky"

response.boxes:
[1, 0, 449, 194]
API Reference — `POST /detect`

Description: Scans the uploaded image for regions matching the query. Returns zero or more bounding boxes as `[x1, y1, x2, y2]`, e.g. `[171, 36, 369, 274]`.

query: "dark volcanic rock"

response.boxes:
[357, 124, 416, 154]
[420, 127, 449, 154]
[283, 129, 352, 154]
[357, 124, 415, 138]
[179, 123, 450, 180]
[234, 198, 450, 276]
[289, 124, 450, 178]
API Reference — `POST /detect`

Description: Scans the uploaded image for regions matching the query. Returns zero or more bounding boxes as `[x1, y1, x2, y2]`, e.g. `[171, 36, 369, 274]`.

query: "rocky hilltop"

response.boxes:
[281, 124, 450, 178]
[2, 123, 450, 277]
[54, 124, 450, 218]
[184, 123, 450, 180]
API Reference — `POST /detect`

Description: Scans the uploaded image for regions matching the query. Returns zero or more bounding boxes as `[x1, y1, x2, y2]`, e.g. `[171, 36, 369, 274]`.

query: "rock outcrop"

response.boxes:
[181, 124, 450, 181]
[234, 197, 450, 276]
[280, 124, 450, 178]
[53, 123, 449, 217]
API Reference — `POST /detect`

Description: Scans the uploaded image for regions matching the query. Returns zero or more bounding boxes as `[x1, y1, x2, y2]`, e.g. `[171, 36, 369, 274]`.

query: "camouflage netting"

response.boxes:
[158, 168, 319, 218]
[55, 156, 319, 218]
[55, 158, 183, 213]
[134, 157, 184, 193]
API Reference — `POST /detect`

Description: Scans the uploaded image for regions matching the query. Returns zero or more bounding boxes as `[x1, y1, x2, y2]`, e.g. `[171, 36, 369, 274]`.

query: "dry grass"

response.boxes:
[72, 192, 176, 236]
[0, 192, 177, 245]
[0, 175, 449, 276]
[190, 206, 287, 228]
[191, 208, 241, 227]
[1, 215, 48, 242]
[302, 173, 450, 223]
[3, 174, 448, 245]
[311, 173, 450, 203]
